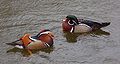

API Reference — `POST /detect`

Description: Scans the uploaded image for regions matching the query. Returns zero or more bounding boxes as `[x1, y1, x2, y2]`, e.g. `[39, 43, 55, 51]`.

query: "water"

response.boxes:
[0, 0, 120, 64]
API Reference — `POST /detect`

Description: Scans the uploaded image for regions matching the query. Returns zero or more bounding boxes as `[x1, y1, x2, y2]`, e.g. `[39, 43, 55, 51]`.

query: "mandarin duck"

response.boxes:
[62, 15, 110, 33]
[7, 29, 54, 50]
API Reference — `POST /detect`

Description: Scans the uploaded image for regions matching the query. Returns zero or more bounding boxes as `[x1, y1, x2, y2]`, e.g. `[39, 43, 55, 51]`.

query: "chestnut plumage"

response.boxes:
[7, 29, 54, 50]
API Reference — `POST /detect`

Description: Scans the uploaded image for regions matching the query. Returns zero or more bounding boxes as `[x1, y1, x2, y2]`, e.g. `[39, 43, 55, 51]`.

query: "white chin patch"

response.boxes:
[63, 19, 66, 22]
[70, 27, 74, 32]
[15, 45, 24, 49]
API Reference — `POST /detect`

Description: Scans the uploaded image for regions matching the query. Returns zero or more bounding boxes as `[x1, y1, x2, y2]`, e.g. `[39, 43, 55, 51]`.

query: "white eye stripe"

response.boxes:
[36, 31, 51, 38]
[68, 20, 77, 25]
[68, 20, 74, 25]
[40, 31, 51, 35]
[72, 20, 77, 25]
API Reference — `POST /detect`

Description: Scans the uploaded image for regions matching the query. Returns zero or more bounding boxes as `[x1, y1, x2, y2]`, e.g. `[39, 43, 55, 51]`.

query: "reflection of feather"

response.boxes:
[6, 46, 54, 57]
[63, 29, 110, 43]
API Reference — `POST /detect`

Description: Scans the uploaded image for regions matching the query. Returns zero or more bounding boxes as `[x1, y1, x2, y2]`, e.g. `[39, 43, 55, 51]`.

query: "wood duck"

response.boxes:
[62, 15, 110, 33]
[7, 29, 54, 50]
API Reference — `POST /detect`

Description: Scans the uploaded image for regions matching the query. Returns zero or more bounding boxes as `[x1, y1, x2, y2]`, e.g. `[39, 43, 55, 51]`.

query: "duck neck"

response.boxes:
[62, 21, 74, 32]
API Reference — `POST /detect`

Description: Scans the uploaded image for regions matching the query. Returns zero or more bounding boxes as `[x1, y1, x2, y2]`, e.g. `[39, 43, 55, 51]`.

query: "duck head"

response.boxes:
[35, 29, 54, 47]
[62, 15, 79, 32]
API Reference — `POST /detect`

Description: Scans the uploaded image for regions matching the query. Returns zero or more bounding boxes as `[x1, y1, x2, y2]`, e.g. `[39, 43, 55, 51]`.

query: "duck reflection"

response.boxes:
[63, 29, 110, 43]
[6, 46, 54, 57]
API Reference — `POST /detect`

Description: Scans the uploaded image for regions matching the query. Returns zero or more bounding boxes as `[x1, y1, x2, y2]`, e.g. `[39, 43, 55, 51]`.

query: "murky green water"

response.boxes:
[0, 0, 120, 64]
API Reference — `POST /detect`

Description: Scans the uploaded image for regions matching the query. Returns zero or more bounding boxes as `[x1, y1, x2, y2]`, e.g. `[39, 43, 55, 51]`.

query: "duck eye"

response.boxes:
[68, 20, 74, 25]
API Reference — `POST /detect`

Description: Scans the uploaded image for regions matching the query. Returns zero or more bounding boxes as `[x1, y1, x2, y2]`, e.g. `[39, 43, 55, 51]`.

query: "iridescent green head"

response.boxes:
[66, 15, 79, 25]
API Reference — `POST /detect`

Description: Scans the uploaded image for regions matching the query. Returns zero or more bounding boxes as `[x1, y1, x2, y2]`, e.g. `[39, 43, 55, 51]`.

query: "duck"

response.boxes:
[62, 15, 110, 33]
[6, 29, 54, 50]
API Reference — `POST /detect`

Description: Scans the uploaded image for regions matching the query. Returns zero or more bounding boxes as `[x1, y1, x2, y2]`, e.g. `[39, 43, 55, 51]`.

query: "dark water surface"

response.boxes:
[0, 0, 120, 64]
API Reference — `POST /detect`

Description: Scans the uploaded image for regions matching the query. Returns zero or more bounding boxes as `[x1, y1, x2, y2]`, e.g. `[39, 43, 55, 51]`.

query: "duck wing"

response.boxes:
[80, 20, 110, 30]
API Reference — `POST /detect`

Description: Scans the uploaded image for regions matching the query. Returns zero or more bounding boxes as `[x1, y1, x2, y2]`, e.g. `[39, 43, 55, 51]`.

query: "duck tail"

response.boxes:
[6, 39, 21, 46]
[6, 42, 18, 46]
[101, 22, 110, 27]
